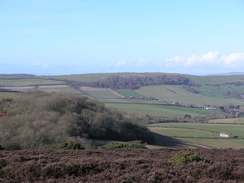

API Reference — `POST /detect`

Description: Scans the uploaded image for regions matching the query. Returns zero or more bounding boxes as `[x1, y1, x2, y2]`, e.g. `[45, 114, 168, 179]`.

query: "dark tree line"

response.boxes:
[182, 85, 200, 94]
[67, 75, 190, 89]
[225, 91, 244, 99]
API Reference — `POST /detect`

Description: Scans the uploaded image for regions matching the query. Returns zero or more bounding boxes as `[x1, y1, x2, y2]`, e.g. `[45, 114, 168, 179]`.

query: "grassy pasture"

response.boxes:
[136, 85, 244, 105]
[116, 89, 145, 97]
[189, 75, 244, 85]
[3, 86, 35, 92]
[0, 92, 20, 100]
[149, 127, 218, 138]
[0, 79, 65, 87]
[148, 123, 244, 138]
[36, 86, 82, 94]
[149, 122, 244, 148]
[0, 75, 34, 79]
[208, 118, 244, 124]
[82, 90, 122, 99]
[105, 103, 223, 118]
[2, 85, 82, 95]
[197, 85, 244, 98]
[177, 138, 244, 149]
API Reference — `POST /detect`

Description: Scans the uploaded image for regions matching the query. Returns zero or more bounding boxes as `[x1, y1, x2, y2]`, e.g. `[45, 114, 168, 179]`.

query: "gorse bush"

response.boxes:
[0, 144, 4, 150]
[60, 141, 85, 150]
[100, 141, 147, 149]
[169, 151, 212, 166]
[0, 91, 154, 149]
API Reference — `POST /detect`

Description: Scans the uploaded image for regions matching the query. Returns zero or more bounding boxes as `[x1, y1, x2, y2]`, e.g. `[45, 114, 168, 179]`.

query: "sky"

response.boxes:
[0, 0, 244, 76]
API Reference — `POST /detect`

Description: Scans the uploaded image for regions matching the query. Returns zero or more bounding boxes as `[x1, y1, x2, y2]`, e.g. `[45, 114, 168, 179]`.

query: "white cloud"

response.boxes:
[136, 59, 147, 67]
[166, 51, 244, 70]
[34, 62, 52, 69]
[221, 53, 244, 68]
[115, 60, 127, 68]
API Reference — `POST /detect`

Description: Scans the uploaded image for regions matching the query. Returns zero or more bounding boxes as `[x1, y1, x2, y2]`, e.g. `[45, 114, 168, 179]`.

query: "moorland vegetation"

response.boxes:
[0, 148, 243, 182]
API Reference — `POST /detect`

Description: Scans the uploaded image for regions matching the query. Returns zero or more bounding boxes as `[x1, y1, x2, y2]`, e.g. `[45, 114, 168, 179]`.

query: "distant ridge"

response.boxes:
[0, 74, 35, 76]
[208, 72, 244, 76]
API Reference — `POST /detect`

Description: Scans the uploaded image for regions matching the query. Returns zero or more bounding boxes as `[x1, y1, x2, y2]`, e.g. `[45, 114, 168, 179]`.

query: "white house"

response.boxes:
[220, 132, 233, 138]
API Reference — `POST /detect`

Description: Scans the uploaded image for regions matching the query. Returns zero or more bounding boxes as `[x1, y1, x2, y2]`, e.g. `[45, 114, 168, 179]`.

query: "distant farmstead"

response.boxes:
[220, 132, 233, 138]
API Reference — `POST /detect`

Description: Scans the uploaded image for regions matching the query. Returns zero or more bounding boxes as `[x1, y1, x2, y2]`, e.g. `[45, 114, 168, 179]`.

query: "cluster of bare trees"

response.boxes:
[0, 91, 154, 150]
[66, 75, 190, 89]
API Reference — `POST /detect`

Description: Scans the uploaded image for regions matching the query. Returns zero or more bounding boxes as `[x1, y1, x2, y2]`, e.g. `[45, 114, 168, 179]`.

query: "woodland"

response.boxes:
[0, 91, 154, 150]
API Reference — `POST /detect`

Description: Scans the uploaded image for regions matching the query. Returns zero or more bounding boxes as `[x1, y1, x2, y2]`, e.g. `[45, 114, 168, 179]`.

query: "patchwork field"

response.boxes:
[0, 78, 65, 86]
[135, 85, 244, 105]
[116, 89, 145, 97]
[1, 73, 244, 148]
[208, 118, 244, 124]
[148, 122, 244, 148]
[80, 87, 123, 98]
[105, 103, 224, 118]
[3, 85, 82, 94]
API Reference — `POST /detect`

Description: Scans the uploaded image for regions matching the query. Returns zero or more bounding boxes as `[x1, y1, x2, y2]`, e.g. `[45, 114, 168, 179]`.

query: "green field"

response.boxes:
[83, 90, 122, 99]
[0, 79, 65, 87]
[150, 127, 218, 138]
[105, 103, 223, 118]
[135, 85, 244, 105]
[0, 92, 20, 100]
[149, 121, 244, 148]
[116, 89, 145, 97]
[208, 118, 244, 124]
[36, 87, 82, 94]
[177, 138, 244, 149]
[0, 75, 33, 79]
[148, 123, 244, 138]
[189, 75, 244, 85]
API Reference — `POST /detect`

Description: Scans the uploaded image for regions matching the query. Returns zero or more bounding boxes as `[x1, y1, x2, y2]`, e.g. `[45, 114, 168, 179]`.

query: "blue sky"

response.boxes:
[0, 0, 244, 75]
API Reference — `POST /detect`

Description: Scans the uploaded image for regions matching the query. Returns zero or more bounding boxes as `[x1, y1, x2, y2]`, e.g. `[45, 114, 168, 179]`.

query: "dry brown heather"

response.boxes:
[0, 148, 244, 182]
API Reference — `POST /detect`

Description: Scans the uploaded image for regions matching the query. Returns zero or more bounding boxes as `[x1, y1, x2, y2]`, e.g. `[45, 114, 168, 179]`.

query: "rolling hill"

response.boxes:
[1, 72, 244, 148]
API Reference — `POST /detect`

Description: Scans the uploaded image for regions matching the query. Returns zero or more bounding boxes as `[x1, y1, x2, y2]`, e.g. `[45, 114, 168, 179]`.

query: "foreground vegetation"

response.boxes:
[0, 91, 154, 150]
[0, 148, 243, 182]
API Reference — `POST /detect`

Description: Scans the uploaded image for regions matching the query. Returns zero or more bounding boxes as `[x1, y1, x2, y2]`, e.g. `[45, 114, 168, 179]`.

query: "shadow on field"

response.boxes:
[152, 132, 186, 148]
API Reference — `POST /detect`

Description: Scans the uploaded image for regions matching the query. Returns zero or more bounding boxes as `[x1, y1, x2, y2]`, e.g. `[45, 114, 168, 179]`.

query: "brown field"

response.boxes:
[0, 148, 243, 182]
[79, 86, 112, 91]
[38, 85, 69, 88]
[80, 86, 124, 98]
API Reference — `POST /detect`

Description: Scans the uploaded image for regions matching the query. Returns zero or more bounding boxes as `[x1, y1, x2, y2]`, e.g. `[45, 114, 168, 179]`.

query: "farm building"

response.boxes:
[219, 132, 233, 138]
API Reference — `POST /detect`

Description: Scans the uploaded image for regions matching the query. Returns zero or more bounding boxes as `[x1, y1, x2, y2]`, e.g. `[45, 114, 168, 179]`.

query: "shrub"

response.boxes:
[3, 142, 22, 150]
[100, 141, 147, 149]
[169, 151, 211, 166]
[60, 141, 85, 150]
[0, 144, 4, 150]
